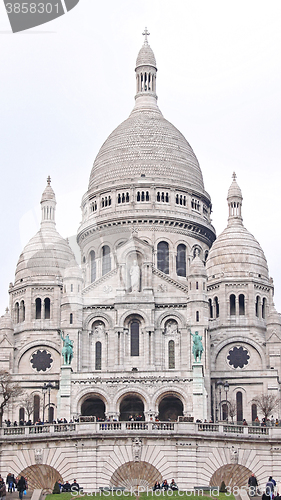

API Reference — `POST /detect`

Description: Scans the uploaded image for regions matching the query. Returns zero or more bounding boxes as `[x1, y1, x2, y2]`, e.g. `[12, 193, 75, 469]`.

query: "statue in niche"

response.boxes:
[93, 322, 105, 335]
[130, 259, 140, 292]
[190, 329, 203, 362]
[58, 329, 74, 365]
[165, 320, 178, 335]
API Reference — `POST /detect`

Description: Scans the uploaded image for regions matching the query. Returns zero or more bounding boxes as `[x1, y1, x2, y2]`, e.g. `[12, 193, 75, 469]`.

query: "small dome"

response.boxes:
[189, 252, 206, 276]
[136, 43, 156, 68]
[64, 258, 83, 280]
[206, 224, 269, 279]
[15, 227, 75, 283]
[0, 308, 13, 331]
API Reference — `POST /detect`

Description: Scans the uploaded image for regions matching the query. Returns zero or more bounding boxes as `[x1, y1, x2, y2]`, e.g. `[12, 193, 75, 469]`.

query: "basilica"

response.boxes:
[1, 30, 281, 431]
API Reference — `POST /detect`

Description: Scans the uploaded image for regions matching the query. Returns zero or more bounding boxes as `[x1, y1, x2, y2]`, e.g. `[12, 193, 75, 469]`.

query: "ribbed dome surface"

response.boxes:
[88, 109, 205, 192]
[206, 223, 269, 279]
[136, 43, 156, 68]
[15, 227, 75, 283]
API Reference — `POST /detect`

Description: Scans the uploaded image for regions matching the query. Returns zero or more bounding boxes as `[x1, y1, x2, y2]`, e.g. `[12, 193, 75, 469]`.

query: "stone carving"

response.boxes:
[132, 437, 142, 461]
[165, 320, 178, 335]
[34, 448, 43, 464]
[130, 260, 140, 292]
[93, 323, 105, 335]
[58, 329, 73, 365]
[103, 285, 112, 294]
[190, 330, 203, 362]
[230, 446, 238, 463]
[157, 284, 167, 293]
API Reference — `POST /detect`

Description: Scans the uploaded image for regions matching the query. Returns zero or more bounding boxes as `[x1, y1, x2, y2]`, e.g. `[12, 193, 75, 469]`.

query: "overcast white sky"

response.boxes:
[0, 0, 281, 314]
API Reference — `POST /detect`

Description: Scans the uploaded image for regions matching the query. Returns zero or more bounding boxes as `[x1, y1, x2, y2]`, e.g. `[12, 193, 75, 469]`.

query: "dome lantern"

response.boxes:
[135, 28, 158, 108]
[40, 176, 56, 227]
[227, 172, 243, 224]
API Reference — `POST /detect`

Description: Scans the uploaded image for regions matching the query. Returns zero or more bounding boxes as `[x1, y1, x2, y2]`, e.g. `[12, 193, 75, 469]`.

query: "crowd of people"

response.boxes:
[0, 474, 28, 500]
[4, 418, 75, 427]
[153, 480, 178, 491]
[58, 479, 81, 492]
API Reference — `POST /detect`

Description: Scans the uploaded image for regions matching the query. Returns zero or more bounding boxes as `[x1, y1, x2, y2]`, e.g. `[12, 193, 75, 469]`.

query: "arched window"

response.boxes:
[168, 340, 175, 369]
[239, 294, 245, 315]
[19, 407, 25, 422]
[214, 297, 219, 318]
[230, 294, 236, 316]
[90, 250, 96, 282]
[196, 311, 199, 322]
[157, 241, 169, 274]
[222, 403, 228, 421]
[262, 298, 267, 319]
[208, 299, 213, 319]
[35, 298, 41, 319]
[95, 341, 102, 370]
[49, 406, 54, 423]
[252, 403, 257, 423]
[130, 321, 139, 357]
[44, 298, 50, 319]
[176, 244, 186, 276]
[70, 313, 73, 324]
[256, 296, 260, 317]
[236, 391, 243, 423]
[33, 395, 40, 423]
[20, 300, 25, 322]
[102, 245, 111, 275]
[15, 302, 19, 324]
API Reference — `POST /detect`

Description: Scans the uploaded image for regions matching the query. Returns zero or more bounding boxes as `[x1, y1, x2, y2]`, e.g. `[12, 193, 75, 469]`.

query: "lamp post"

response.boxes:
[224, 381, 229, 421]
[42, 383, 48, 423]
[217, 380, 223, 421]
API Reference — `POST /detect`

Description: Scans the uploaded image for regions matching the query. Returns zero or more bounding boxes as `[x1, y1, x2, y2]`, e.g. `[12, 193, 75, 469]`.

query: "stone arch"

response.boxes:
[152, 386, 187, 409]
[209, 464, 252, 488]
[110, 461, 162, 489]
[213, 337, 266, 369]
[153, 388, 186, 420]
[19, 464, 62, 493]
[113, 387, 149, 409]
[157, 310, 186, 329]
[118, 309, 150, 327]
[77, 390, 109, 415]
[83, 311, 113, 330]
[15, 342, 60, 372]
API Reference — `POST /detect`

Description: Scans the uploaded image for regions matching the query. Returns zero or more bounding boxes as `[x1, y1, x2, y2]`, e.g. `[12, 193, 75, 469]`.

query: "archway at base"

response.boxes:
[210, 464, 252, 488]
[19, 464, 62, 492]
[81, 396, 106, 419]
[111, 461, 162, 489]
[158, 395, 183, 421]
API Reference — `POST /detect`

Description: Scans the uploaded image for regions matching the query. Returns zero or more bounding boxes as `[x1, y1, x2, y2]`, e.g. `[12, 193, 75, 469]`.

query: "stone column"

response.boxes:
[192, 363, 206, 421]
[57, 365, 72, 421]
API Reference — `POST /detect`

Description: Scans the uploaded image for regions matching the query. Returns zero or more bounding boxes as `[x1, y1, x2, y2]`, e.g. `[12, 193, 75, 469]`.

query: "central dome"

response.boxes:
[88, 109, 204, 192]
[88, 34, 207, 197]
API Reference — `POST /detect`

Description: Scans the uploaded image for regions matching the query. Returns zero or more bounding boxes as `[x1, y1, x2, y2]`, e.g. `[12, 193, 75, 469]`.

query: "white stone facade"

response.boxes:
[1, 32, 281, 488]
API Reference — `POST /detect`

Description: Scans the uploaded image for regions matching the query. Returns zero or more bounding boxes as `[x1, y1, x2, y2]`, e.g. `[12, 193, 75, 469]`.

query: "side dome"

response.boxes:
[15, 178, 76, 284]
[206, 174, 269, 279]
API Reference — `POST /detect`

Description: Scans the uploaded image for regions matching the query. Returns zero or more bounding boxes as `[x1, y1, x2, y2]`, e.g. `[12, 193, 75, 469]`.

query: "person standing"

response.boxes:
[0, 477, 6, 500]
[17, 477, 26, 500]
[248, 473, 258, 496]
[266, 477, 276, 500]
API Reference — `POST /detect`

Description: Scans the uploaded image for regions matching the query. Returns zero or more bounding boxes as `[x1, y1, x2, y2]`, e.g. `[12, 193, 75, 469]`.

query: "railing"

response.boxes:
[0, 421, 275, 438]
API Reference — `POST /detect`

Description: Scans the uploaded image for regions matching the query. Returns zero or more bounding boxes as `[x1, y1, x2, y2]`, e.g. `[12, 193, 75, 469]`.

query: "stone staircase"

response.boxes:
[7, 491, 33, 500]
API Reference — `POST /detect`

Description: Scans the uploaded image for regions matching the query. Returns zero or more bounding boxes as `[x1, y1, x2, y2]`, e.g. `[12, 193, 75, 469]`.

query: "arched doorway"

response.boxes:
[119, 395, 144, 421]
[81, 396, 106, 420]
[19, 464, 62, 493]
[111, 461, 162, 489]
[210, 464, 252, 488]
[158, 395, 183, 421]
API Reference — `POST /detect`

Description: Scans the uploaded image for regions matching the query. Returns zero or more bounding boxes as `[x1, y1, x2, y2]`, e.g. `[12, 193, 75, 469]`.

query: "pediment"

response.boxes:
[116, 235, 153, 264]
[0, 335, 13, 347]
[267, 330, 281, 343]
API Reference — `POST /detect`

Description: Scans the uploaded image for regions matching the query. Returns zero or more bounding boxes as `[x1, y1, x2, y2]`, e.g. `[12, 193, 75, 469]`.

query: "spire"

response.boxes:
[40, 176, 56, 227]
[227, 172, 243, 225]
[134, 28, 158, 110]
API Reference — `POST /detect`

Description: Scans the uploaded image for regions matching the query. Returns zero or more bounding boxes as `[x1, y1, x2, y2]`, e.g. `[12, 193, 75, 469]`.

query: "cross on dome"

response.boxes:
[142, 27, 150, 44]
[232, 172, 237, 181]
[47, 175, 51, 186]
